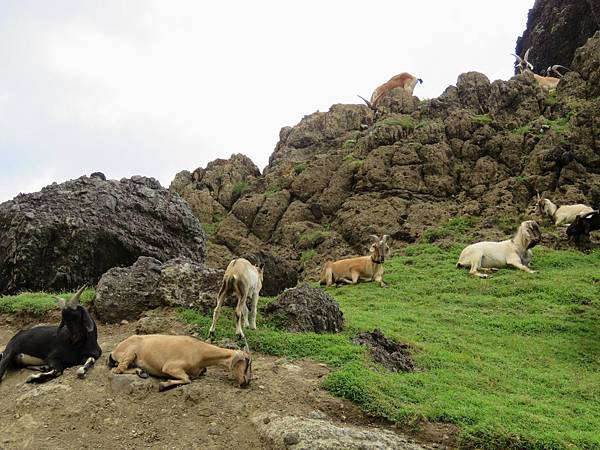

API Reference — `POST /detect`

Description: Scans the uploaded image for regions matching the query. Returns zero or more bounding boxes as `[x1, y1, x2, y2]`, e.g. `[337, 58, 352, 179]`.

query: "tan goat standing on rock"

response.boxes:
[109, 334, 252, 390]
[358, 72, 423, 110]
[320, 234, 390, 288]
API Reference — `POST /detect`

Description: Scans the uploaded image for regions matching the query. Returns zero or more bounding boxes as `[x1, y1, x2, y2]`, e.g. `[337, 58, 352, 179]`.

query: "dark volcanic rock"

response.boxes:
[94, 256, 163, 323]
[242, 251, 298, 296]
[516, 0, 600, 72]
[264, 285, 343, 333]
[0, 175, 205, 294]
[94, 256, 224, 323]
[155, 257, 224, 313]
[353, 329, 415, 372]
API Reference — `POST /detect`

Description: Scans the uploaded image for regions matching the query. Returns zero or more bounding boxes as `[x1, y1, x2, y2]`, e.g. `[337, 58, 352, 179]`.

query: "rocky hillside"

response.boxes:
[516, 0, 600, 71]
[171, 32, 600, 278]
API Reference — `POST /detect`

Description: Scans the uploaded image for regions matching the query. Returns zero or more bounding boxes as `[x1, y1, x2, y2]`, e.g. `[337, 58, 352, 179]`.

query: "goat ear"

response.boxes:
[369, 244, 376, 253]
[230, 351, 245, 371]
[81, 307, 95, 333]
[382, 234, 389, 242]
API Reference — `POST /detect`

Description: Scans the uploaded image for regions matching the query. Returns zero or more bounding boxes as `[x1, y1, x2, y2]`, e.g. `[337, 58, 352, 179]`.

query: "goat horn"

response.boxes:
[53, 296, 67, 309]
[382, 234, 389, 242]
[511, 53, 523, 64]
[357, 94, 374, 110]
[68, 285, 87, 308]
[368, 234, 380, 242]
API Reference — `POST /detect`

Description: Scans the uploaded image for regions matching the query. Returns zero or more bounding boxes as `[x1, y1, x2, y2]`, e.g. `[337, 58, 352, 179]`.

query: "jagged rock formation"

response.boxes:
[94, 256, 222, 323]
[516, 0, 600, 72]
[0, 175, 205, 294]
[264, 285, 344, 333]
[172, 33, 600, 277]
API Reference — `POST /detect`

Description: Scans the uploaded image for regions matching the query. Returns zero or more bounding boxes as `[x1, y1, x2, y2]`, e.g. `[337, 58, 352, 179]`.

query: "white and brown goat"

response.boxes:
[209, 258, 263, 340]
[512, 48, 568, 91]
[535, 193, 594, 226]
[359, 73, 423, 110]
[456, 220, 541, 278]
[109, 334, 251, 390]
[320, 234, 390, 288]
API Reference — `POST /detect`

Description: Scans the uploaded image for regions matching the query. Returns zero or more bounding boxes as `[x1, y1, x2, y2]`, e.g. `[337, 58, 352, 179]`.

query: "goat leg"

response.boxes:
[158, 364, 191, 392]
[507, 256, 536, 273]
[76, 356, 96, 379]
[26, 368, 60, 383]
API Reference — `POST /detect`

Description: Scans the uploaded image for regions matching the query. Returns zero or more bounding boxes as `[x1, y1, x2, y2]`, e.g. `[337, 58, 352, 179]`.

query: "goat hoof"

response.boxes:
[26, 375, 39, 384]
[136, 368, 149, 379]
[76, 368, 86, 379]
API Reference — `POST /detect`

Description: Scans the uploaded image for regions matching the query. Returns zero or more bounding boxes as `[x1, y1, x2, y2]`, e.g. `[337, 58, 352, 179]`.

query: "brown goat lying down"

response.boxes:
[109, 334, 251, 391]
[320, 234, 390, 287]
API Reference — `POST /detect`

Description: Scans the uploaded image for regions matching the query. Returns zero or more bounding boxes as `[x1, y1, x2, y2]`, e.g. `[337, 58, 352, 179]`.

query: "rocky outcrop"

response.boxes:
[94, 256, 163, 323]
[242, 251, 298, 296]
[170, 154, 261, 224]
[94, 256, 223, 323]
[0, 175, 205, 294]
[173, 34, 600, 276]
[264, 285, 344, 333]
[251, 412, 427, 450]
[516, 0, 600, 71]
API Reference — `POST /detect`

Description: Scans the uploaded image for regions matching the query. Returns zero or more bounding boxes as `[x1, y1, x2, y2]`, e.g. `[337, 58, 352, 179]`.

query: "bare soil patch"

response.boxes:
[0, 313, 448, 449]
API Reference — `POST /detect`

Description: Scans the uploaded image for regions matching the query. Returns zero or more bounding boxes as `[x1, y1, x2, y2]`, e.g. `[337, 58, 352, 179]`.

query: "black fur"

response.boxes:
[0, 305, 101, 383]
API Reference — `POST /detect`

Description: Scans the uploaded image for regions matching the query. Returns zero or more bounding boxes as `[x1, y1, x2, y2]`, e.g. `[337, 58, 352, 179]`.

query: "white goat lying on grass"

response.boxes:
[456, 220, 541, 278]
[536, 193, 594, 226]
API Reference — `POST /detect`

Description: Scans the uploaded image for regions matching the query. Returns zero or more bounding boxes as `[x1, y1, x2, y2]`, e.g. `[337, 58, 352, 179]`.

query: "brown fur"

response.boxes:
[110, 334, 251, 390]
[319, 235, 389, 288]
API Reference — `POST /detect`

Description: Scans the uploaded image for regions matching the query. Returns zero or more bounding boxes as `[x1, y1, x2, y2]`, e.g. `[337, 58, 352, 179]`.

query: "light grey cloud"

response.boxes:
[0, 0, 532, 202]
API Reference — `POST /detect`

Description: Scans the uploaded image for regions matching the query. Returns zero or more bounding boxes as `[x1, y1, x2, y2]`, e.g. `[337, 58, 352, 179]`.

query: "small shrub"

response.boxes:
[471, 114, 493, 126]
[375, 115, 417, 130]
[342, 139, 357, 150]
[300, 249, 317, 265]
[294, 163, 307, 175]
[232, 180, 249, 195]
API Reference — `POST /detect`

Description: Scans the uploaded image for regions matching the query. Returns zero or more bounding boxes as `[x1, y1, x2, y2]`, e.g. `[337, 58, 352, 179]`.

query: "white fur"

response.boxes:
[457, 221, 540, 278]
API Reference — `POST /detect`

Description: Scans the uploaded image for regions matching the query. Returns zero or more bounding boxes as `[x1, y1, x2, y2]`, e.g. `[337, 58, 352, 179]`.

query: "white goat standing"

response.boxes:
[536, 193, 594, 226]
[456, 220, 541, 278]
[209, 258, 263, 339]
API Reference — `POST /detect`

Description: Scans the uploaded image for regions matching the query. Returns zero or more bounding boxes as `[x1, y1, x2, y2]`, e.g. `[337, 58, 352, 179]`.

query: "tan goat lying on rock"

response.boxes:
[109, 334, 252, 391]
[456, 220, 541, 278]
[320, 234, 390, 287]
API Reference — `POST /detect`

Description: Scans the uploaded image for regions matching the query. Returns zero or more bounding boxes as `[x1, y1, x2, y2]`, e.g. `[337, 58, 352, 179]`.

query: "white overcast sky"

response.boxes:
[0, 0, 532, 202]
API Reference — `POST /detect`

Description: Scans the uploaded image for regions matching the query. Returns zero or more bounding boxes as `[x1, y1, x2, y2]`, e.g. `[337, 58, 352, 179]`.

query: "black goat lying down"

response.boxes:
[567, 210, 600, 246]
[0, 286, 102, 384]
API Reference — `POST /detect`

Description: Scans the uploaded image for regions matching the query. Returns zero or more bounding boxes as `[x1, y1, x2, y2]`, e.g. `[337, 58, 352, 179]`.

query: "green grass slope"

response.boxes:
[186, 241, 600, 449]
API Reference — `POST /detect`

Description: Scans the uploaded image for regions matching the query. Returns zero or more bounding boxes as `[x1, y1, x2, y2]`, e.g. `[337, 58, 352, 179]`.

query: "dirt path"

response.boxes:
[0, 313, 442, 450]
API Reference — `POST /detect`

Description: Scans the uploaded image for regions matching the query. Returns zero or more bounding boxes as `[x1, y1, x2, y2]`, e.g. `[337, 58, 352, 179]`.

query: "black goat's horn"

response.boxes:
[68, 285, 87, 308]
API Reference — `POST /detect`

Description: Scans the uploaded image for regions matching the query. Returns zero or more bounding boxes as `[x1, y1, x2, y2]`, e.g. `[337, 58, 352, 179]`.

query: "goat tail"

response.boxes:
[319, 261, 333, 286]
[357, 95, 374, 110]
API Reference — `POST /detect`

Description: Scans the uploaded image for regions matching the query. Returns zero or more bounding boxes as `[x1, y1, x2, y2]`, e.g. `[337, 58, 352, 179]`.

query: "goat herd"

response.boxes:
[0, 194, 596, 393]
